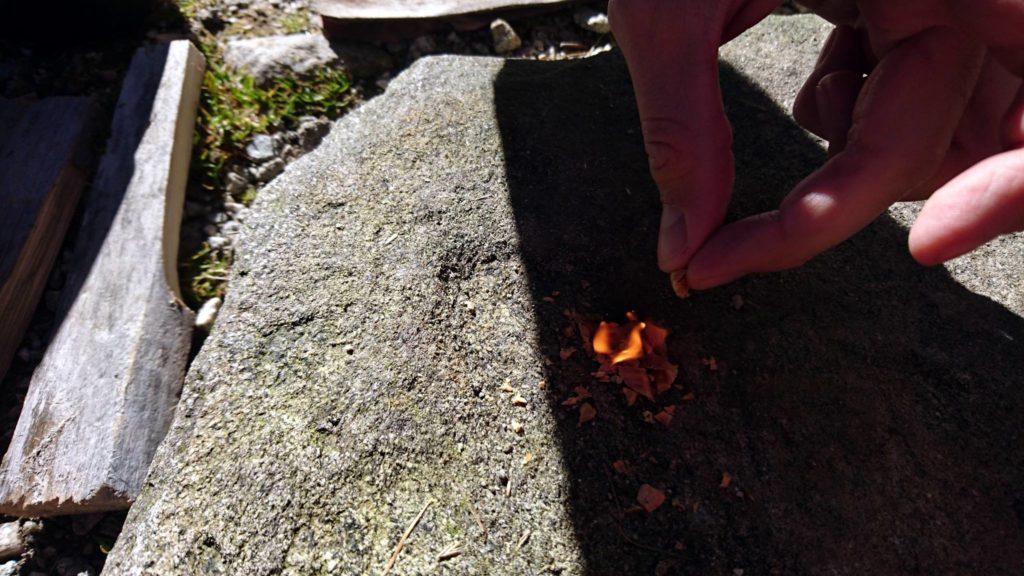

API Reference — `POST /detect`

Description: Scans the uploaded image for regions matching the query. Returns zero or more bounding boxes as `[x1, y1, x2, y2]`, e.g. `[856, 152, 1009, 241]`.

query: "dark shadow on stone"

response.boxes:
[494, 52, 1024, 575]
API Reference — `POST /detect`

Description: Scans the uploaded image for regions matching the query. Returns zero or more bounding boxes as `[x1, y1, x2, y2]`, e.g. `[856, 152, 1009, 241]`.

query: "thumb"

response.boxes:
[611, 1, 736, 278]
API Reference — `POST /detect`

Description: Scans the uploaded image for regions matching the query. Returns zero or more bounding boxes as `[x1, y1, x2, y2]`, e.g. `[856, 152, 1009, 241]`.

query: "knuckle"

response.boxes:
[644, 138, 698, 195]
[641, 116, 731, 197]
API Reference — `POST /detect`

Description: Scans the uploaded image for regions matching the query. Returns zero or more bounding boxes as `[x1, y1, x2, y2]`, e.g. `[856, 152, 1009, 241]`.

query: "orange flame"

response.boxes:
[613, 322, 645, 364]
[592, 317, 647, 365]
[593, 321, 616, 356]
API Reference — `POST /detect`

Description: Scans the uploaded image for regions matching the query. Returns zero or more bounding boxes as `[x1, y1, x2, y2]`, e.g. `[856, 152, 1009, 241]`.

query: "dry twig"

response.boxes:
[383, 499, 432, 575]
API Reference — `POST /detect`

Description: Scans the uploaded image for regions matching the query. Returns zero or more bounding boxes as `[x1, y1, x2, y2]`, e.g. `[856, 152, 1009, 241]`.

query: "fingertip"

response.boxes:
[907, 226, 945, 267]
[684, 234, 745, 291]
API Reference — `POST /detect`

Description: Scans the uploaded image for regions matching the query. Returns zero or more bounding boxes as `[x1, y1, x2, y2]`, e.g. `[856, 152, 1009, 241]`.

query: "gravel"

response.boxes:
[194, 297, 222, 330]
[573, 6, 610, 34]
[490, 19, 523, 53]
[245, 134, 276, 161]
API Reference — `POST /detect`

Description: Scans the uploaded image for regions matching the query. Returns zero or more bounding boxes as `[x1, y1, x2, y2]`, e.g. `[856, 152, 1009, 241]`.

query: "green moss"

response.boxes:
[280, 12, 309, 34]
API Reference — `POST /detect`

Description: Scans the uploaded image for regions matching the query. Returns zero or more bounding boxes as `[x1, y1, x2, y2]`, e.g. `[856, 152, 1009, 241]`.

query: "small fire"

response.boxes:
[589, 312, 677, 400]
[594, 320, 645, 365]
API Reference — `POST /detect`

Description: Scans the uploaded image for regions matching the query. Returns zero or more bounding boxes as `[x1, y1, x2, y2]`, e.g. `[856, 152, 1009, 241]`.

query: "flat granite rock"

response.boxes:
[106, 15, 1024, 576]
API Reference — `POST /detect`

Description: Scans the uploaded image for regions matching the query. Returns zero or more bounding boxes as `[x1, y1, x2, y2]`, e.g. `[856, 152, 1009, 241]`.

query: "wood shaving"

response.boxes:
[578, 403, 597, 425]
[636, 484, 666, 513]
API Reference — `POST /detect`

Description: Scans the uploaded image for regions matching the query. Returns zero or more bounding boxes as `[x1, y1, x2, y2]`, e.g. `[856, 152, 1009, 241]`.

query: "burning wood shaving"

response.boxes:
[587, 312, 678, 401]
[559, 347, 577, 360]
[578, 403, 597, 425]
[612, 460, 630, 475]
[720, 472, 732, 488]
[636, 484, 666, 513]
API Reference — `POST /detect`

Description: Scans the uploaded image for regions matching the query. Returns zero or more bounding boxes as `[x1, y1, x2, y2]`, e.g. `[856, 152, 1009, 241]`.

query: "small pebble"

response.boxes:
[245, 134, 276, 161]
[573, 7, 611, 34]
[224, 172, 248, 196]
[208, 235, 229, 250]
[250, 157, 285, 183]
[195, 297, 222, 331]
[490, 19, 522, 54]
[511, 420, 524, 435]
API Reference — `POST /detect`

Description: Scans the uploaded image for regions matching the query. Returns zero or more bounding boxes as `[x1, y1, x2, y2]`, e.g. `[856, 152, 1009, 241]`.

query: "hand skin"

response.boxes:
[609, 0, 1024, 293]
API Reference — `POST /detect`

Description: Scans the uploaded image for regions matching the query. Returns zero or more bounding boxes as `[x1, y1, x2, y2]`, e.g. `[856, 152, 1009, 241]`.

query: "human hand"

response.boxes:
[609, 0, 1024, 294]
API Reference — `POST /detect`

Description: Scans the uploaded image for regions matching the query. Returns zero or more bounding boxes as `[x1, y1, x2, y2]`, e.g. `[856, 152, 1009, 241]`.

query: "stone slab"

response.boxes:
[105, 16, 1024, 575]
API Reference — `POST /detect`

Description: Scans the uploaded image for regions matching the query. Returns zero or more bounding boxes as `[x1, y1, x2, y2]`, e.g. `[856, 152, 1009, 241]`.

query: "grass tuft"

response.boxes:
[194, 64, 351, 192]
[179, 43, 353, 308]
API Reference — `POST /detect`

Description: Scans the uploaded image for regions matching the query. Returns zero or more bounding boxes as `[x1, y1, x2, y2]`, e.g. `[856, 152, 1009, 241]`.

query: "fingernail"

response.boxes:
[658, 206, 688, 270]
[669, 269, 690, 299]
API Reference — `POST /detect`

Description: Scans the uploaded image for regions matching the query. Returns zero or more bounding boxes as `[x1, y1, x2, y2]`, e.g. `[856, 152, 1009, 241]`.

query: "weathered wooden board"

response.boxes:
[0, 97, 98, 380]
[316, 0, 579, 40]
[0, 40, 205, 516]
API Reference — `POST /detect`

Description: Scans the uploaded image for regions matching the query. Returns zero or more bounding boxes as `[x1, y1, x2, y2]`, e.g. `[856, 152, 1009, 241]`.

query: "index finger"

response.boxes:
[686, 26, 985, 290]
